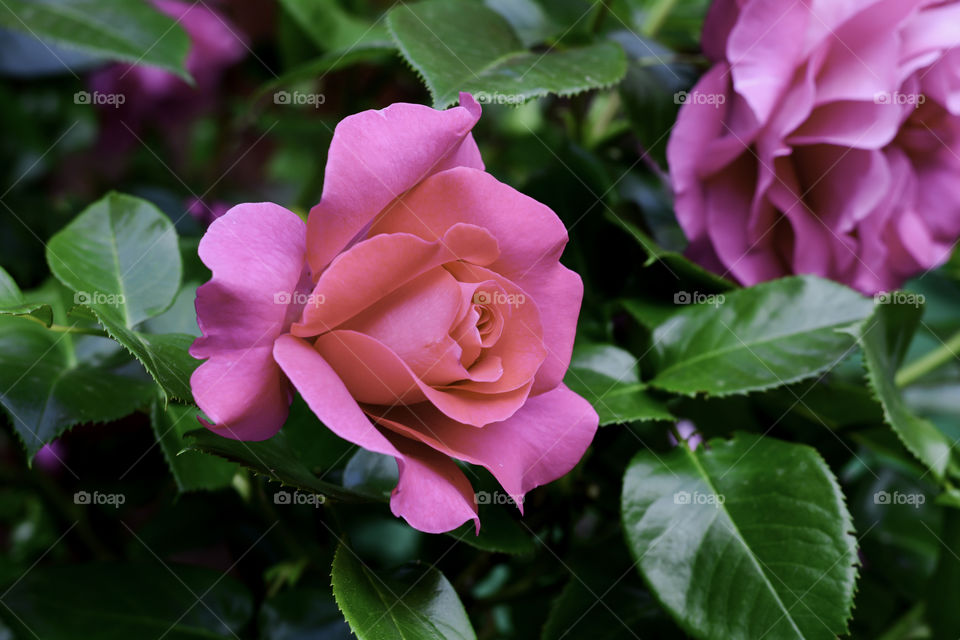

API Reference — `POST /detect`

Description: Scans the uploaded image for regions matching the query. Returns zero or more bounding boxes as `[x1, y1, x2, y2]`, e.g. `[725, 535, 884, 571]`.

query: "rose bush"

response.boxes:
[190, 94, 598, 533]
[668, 0, 960, 294]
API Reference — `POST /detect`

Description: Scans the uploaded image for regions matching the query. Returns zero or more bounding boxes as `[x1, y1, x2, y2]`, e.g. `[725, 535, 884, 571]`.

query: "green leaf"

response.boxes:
[260, 588, 353, 640]
[0, 266, 52, 326]
[621, 297, 679, 331]
[856, 302, 954, 480]
[541, 547, 682, 640]
[71, 305, 198, 402]
[564, 344, 672, 425]
[142, 281, 201, 337]
[841, 445, 939, 596]
[622, 433, 859, 640]
[928, 509, 960, 639]
[448, 502, 536, 555]
[150, 400, 237, 493]
[343, 449, 399, 499]
[279, 0, 393, 52]
[630, 0, 713, 50]
[1, 562, 252, 639]
[484, 0, 559, 47]
[387, 0, 626, 108]
[47, 192, 181, 327]
[605, 211, 734, 291]
[331, 543, 477, 640]
[0, 316, 155, 459]
[184, 428, 374, 503]
[46, 193, 197, 400]
[283, 396, 357, 473]
[0, 0, 191, 79]
[0, 267, 20, 304]
[651, 276, 874, 396]
[615, 32, 699, 165]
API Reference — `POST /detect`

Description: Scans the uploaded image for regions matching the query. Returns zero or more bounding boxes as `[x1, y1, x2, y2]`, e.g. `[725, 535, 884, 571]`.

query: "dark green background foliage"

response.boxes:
[0, 1, 957, 639]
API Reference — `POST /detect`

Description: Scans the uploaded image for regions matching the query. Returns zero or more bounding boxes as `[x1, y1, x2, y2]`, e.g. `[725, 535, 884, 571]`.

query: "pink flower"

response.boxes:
[669, 0, 960, 294]
[190, 94, 598, 533]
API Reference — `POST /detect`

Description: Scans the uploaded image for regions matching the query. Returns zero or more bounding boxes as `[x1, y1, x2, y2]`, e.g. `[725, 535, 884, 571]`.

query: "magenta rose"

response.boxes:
[190, 94, 598, 533]
[668, 0, 960, 294]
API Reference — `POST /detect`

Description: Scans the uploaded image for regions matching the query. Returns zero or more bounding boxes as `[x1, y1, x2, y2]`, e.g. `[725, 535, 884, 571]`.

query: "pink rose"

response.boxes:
[190, 94, 598, 533]
[669, 0, 960, 294]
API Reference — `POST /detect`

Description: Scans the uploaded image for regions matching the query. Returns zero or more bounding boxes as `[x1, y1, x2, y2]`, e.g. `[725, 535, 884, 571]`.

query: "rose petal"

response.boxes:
[292, 224, 499, 337]
[370, 385, 599, 513]
[341, 267, 465, 386]
[273, 334, 478, 533]
[369, 167, 579, 392]
[306, 94, 483, 275]
[315, 330, 533, 426]
[190, 203, 308, 440]
[728, 0, 811, 123]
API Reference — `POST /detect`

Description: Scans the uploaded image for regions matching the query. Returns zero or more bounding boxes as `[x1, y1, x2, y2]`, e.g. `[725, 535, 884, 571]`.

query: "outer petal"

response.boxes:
[306, 94, 483, 275]
[273, 335, 478, 533]
[190, 203, 307, 440]
[728, 0, 810, 123]
[370, 385, 599, 511]
[702, 0, 741, 62]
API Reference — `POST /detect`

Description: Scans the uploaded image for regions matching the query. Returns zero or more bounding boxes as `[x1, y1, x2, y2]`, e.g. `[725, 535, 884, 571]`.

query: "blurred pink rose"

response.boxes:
[89, 0, 246, 161]
[669, 0, 960, 294]
[34, 441, 65, 473]
[186, 198, 231, 228]
[190, 94, 598, 533]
